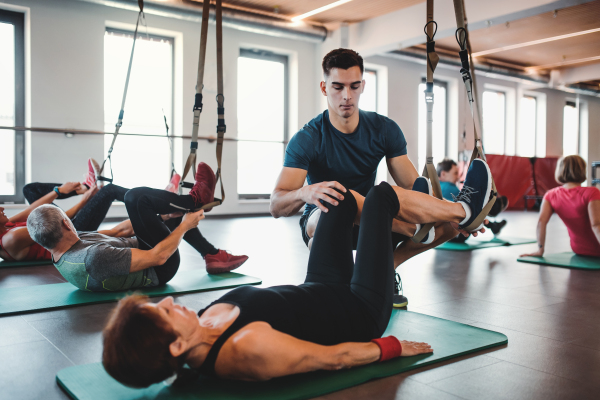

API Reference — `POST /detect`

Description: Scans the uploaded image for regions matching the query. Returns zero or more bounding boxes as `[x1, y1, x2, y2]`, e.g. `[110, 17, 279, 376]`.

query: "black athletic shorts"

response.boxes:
[299, 205, 409, 248]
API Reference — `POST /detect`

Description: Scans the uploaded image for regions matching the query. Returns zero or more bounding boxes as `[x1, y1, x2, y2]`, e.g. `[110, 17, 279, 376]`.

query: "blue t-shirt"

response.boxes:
[284, 110, 407, 216]
[440, 181, 460, 201]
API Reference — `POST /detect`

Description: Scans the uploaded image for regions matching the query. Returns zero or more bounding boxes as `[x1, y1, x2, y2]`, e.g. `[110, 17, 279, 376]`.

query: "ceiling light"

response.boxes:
[291, 0, 353, 22]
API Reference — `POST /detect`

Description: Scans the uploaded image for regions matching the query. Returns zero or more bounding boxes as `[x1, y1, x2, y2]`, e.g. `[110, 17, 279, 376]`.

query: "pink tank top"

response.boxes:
[0, 222, 52, 261]
[544, 186, 600, 257]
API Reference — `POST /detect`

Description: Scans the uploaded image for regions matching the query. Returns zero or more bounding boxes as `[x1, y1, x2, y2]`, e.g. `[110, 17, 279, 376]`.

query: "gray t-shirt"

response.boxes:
[53, 232, 159, 292]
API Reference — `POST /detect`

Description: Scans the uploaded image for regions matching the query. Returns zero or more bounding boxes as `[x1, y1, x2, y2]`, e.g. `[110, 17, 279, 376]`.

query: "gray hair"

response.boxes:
[27, 205, 71, 250]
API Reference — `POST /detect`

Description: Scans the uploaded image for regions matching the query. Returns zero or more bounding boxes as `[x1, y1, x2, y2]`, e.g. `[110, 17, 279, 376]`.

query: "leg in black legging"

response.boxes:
[71, 184, 129, 231]
[22, 182, 79, 204]
[304, 190, 357, 285]
[351, 182, 400, 336]
[124, 187, 197, 285]
[164, 217, 218, 257]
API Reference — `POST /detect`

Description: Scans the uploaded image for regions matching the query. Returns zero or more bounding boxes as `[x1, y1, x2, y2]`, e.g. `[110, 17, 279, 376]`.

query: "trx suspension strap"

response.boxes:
[179, 0, 225, 212]
[98, 0, 145, 184]
[452, 0, 497, 232]
[412, 0, 441, 243]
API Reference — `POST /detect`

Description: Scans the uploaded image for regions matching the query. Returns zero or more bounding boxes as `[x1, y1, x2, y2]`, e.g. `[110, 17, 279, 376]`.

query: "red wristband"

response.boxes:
[371, 336, 402, 362]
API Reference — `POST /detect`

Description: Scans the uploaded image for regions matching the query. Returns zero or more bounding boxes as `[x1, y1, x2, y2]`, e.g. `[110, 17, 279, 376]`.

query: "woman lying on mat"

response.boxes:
[3, 159, 247, 272]
[26, 163, 247, 292]
[101, 160, 494, 386]
[521, 155, 600, 258]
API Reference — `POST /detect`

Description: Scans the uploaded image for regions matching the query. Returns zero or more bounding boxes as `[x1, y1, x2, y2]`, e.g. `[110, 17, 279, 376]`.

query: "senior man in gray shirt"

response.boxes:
[27, 184, 207, 292]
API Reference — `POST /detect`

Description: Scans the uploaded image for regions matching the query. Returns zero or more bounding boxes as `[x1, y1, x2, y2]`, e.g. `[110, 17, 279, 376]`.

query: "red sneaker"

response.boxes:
[83, 158, 99, 188]
[165, 173, 181, 193]
[204, 250, 248, 274]
[189, 162, 216, 211]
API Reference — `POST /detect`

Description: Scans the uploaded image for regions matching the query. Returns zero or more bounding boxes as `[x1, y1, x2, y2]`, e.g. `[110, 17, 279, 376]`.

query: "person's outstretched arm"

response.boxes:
[64, 184, 99, 219]
[216, 322, 432, 381]
[589, 200, 600, 246]
[129, 210, 204, 272]
[521, 199, 553, 257]
[270, 167, 346, 217]
[9, 182, 81, 223]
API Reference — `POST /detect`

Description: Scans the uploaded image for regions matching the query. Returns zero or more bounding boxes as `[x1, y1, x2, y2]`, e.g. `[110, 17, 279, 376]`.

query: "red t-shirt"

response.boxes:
[544, 186, 600, 257]
[0, 222, 51, 261]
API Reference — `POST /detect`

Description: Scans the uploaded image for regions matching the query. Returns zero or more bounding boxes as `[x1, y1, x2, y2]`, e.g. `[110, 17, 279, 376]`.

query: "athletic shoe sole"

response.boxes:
[393, 299, 408, 308]
[462, 159, 493, 232]
[206, 256, 248, 274]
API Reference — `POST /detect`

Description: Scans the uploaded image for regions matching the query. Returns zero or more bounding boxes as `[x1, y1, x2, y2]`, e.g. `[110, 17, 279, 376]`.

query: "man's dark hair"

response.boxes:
[437, 158, 457, 177]
[322, 48, 364, 78]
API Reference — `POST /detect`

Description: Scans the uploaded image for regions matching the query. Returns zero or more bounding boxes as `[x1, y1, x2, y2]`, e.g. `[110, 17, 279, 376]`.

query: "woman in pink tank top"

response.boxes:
[521, 155, 600, 258]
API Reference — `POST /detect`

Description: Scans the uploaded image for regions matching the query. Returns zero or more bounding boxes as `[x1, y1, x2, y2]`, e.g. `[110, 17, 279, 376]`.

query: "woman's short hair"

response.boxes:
[555, 155, 587, 184]
[102, 295, 184, 388]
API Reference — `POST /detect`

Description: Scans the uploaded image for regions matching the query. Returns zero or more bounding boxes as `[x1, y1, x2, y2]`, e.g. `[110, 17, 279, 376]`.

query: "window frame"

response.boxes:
[419, 78, 449, 164]
[0, 8, 25, 204]
[482, 89, 507, 155]
[237, 48, 289, 200]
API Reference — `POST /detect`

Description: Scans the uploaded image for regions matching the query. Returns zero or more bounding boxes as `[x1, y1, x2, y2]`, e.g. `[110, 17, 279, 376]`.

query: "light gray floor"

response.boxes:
[1, 211, 600, 399]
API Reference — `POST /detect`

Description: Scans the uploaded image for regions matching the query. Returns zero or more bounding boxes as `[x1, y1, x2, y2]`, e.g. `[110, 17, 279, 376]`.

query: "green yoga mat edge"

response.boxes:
[0, 270, 262, 317]
[55, 311, 507, 400]
[517, 251, 600, 270]
[0, 259, 53, 268]
[436, 236, 536, 251]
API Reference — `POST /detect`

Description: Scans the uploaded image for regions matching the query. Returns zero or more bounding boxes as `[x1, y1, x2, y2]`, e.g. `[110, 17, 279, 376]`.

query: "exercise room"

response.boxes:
[1, 0, 600, 399]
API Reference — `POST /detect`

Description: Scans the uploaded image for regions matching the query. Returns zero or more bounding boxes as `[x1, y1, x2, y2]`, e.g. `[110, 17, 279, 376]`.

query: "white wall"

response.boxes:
[1, 0, 319, 217]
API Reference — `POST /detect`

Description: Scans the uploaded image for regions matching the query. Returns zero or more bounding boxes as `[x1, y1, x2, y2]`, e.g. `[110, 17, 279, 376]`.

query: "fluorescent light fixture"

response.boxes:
[291, 0, 353, 22]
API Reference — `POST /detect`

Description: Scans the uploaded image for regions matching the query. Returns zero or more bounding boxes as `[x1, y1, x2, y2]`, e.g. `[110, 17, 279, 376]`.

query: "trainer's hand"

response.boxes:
[181, 209, 205, 230]
[300, 181, 347, 213]
[399, 340, 433, 357]
[451, 219, 489, 238]
[520, 249, 544, 257]
[59, 182, 81, 194]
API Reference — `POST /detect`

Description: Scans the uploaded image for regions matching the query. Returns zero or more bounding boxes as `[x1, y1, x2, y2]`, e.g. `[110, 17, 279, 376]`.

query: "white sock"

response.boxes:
[458, 201, 471, 225]
[414, 223, 421, 236]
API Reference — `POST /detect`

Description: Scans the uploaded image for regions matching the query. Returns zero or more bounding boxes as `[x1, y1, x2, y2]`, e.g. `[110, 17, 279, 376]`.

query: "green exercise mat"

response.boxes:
[56, 310, 507, 400]
[0, 259, 53, 268]
[518, 251, 600, 270]
[0, 270, 261, 316]
[436, 236, 536, 251]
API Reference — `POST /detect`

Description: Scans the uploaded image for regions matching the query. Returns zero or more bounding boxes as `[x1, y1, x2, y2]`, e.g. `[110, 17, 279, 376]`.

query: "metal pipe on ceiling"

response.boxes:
[75, 0, 328, 42]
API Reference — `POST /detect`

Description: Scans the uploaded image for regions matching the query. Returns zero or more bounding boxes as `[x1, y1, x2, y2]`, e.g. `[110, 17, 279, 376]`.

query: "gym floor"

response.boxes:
[1, 211, 599, 399]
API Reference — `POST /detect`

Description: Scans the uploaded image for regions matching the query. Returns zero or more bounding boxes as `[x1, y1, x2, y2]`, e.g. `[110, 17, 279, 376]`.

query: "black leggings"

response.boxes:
[124, 187, 216, 284]
[305, 182, 399, 335]
[23, 182, 127, 231]
[23, 183, 219, 260]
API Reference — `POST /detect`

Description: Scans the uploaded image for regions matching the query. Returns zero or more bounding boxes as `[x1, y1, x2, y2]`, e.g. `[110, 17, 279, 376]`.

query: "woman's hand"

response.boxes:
[81, 184, 99, 202]
[399, 340, 434, 357]
[59, 182, 82, 194]
[520, 248, 544, 258]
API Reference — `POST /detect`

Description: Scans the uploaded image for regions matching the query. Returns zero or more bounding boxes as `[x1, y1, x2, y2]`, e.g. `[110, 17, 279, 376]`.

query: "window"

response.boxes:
[104, 29, 174, 190]
[563, 101, 579, 156]
[482, 90, 506, 155]
[517, 96, 537, 157]
[237, 49, 287, 198]
[361, 69, 387, 184]
[418, 80, 447, 172]
[361, 70, 377, 112]
[0, 9, 25, 203]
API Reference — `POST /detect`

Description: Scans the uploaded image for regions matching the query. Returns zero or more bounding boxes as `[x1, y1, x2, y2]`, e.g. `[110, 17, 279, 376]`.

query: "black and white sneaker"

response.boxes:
[393, 272, 408, 308]
[455, 159, 494, 232]
[411, 177, 435, 244]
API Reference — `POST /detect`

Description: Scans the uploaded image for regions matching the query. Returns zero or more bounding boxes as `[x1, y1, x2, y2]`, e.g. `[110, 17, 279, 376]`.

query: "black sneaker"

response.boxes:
[455, 159, 493, 232]
[393, 272, 408, 308]
[489, 219, 507, 235]
[411, 177, 435, 244]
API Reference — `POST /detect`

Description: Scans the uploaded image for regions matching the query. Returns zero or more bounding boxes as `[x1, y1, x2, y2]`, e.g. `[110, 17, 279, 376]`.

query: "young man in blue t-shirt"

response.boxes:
[270, 49, 481, 308]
